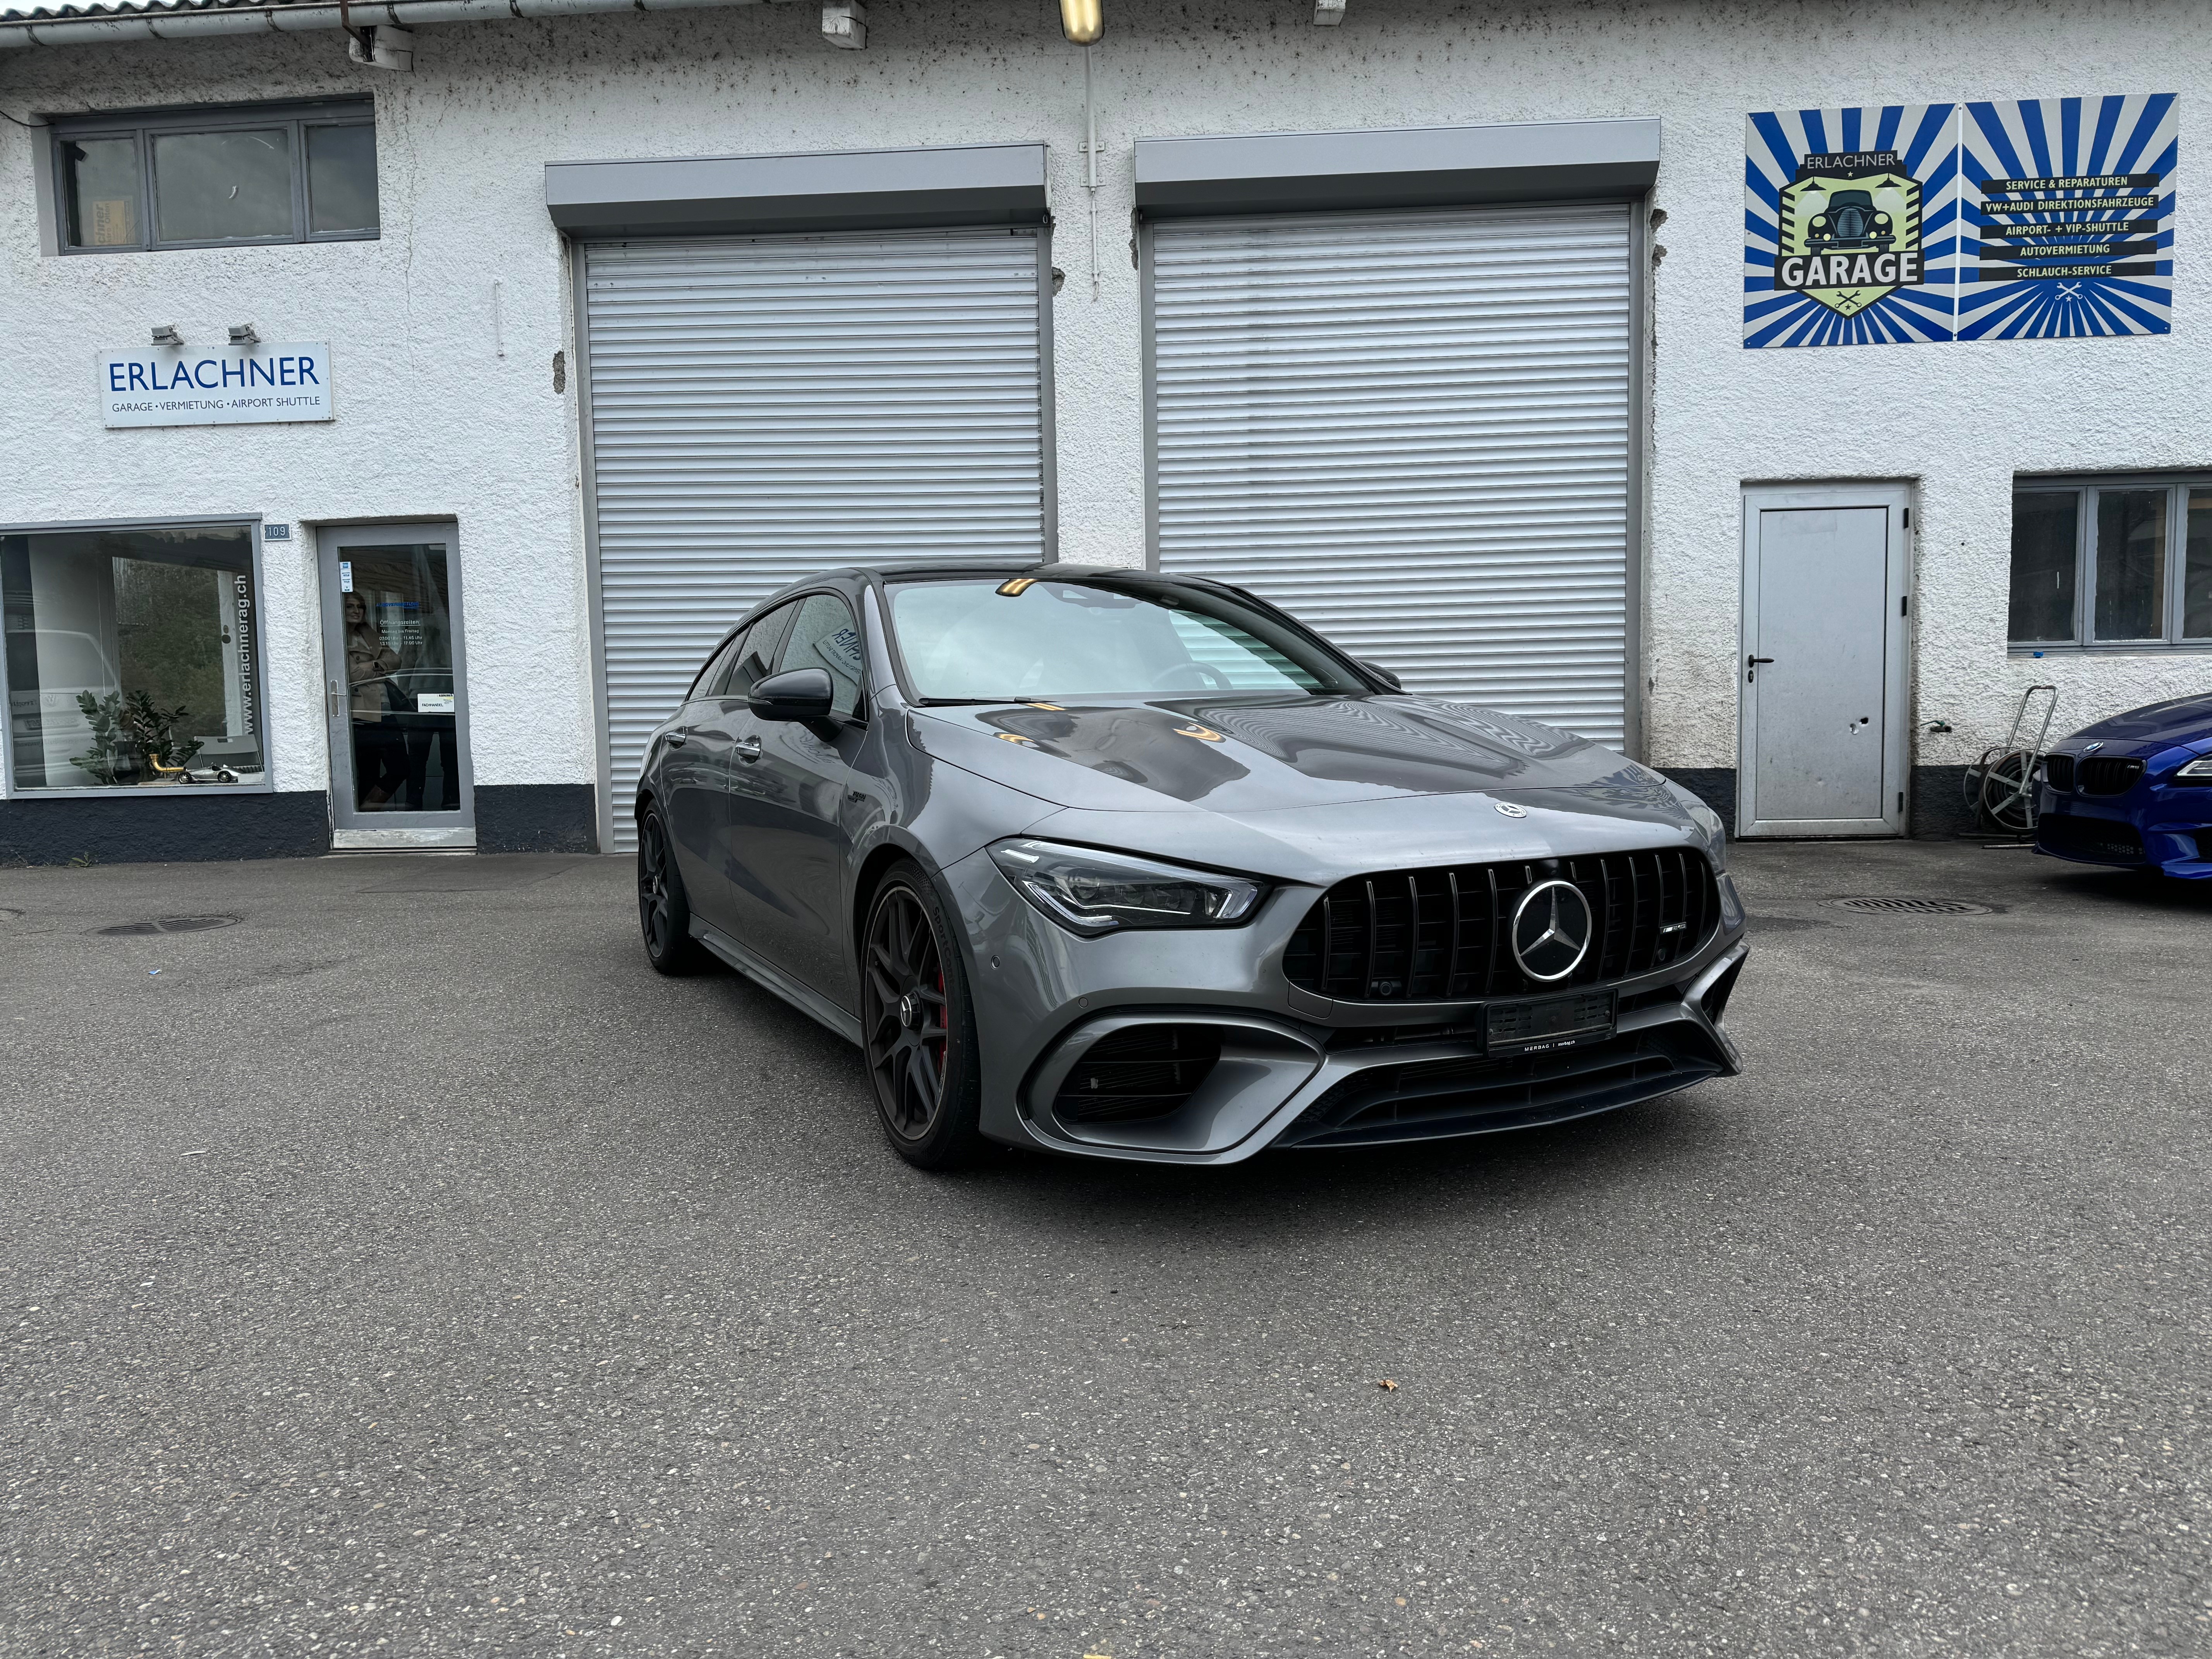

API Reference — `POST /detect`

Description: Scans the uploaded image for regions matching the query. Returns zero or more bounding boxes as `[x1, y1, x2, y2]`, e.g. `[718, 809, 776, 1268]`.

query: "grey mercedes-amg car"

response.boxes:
[635, 563, 1748, 1169]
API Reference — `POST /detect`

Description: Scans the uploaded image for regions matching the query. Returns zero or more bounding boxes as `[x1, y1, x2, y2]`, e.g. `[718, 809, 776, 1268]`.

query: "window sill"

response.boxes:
[1, 781, 276, 802]
[2009, 643, 2212, 657]
[58, 231, 380, 256]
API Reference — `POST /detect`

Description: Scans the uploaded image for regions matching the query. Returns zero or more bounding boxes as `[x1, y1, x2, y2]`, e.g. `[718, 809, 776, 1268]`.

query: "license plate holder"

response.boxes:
[1486, 989, 1616, 1056]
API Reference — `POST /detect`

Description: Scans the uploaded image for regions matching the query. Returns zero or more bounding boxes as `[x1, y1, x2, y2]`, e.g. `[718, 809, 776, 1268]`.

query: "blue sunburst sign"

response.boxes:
[1745, 104, 1963, 348]
[1958, 94, 2178, 340]
[1744, 95, 2178, 348]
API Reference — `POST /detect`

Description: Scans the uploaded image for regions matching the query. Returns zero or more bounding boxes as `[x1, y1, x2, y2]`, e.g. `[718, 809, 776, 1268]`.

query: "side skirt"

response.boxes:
[691, 920, 863, 1046]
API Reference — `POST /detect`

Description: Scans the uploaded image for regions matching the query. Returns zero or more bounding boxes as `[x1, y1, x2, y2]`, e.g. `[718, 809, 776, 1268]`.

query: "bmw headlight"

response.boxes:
[2174, 756, 2212, 784]
[989, 839, 1263, 934]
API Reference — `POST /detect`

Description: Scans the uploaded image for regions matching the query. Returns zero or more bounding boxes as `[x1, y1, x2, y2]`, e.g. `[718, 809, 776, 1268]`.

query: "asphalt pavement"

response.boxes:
[1, 838, 2207, 1657]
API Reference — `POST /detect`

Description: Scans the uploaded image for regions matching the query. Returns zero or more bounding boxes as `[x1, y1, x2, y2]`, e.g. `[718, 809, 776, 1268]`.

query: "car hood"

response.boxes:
[907, 694, 1650, 813]
[2062, 691, 2212, 752]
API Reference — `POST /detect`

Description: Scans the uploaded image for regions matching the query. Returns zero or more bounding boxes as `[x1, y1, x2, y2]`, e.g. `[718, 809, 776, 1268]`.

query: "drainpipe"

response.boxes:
[0, 0, 781, 52]
[1057, 0, 1103, 300]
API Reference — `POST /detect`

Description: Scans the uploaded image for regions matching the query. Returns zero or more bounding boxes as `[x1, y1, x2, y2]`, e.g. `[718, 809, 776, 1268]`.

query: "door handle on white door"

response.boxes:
[1746, 655, 1774, 682]
[733, 735, 763, 763]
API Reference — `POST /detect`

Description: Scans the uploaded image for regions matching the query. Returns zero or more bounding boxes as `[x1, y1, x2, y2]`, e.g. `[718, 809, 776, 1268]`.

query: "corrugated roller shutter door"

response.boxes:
[1151, 204, 1633, 745]
[583, 228, 1046, 849]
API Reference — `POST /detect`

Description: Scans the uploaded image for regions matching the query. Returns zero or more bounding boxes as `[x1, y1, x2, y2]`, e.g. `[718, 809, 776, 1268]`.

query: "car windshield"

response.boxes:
[887, 575, 1366, 702]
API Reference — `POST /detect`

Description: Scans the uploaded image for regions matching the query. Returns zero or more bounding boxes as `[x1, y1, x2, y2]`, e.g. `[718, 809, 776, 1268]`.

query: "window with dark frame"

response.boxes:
[2008, 479, 2212, 650]
[1, 524, 266, 792]
[52, 100, 378, 254]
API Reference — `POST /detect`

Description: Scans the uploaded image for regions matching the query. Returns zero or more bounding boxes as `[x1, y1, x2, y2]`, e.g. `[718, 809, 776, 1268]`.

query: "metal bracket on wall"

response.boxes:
[345, 22, 414, 70]
[822, 1, 865, 49]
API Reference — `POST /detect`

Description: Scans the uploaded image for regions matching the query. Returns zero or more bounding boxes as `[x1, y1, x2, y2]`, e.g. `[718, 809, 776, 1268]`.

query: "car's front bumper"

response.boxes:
[2036, 783, 2212, 879]
[941, 850, 1748, 1165]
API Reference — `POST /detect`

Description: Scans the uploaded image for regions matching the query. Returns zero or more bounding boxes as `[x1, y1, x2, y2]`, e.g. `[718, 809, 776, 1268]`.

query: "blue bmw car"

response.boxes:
[2036, 691, 2212, 880]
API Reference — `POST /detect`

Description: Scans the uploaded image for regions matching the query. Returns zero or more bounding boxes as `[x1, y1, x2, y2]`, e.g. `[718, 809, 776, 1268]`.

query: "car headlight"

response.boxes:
[989, 839, 1263, 934]
[1660, 782, 1729, 869]
[2173, 756, 2212, 784]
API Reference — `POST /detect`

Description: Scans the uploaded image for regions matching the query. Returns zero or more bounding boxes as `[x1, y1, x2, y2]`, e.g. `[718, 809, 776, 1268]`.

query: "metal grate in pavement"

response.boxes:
[1822, 897, 1995, 916]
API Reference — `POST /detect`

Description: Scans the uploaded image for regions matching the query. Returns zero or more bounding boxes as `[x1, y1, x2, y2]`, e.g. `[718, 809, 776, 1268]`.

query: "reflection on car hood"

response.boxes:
[2063, 691, 2212, 751]
[907, 694, 1672, 815]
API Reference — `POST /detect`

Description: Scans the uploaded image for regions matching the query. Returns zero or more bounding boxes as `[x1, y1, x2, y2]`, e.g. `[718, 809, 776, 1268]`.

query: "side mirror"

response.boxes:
[1358, 660, 1404, 692]
[749, 666, 835, 723]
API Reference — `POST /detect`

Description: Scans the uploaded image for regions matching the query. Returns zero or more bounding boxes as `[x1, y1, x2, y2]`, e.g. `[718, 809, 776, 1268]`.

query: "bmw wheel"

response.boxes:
[861, 862, 984, 1169]
[637, 806, 706, 976]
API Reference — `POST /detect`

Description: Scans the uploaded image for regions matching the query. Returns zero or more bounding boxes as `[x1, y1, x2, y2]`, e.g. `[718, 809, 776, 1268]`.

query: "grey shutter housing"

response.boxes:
[581, 227, 1048, 849]
[1149, 203, 1635, 746]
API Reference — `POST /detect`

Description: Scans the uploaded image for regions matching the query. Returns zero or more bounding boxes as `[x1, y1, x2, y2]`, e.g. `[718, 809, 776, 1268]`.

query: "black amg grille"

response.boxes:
[1053, 1025, 1221, 1125]
[2079, 756, 2145, 795]
[1275, 1028, 1729, 1149]
[2037, 816, 2147, 864]
[2043, 753, 2076, 792]
[1282, 848, 1719, 1003]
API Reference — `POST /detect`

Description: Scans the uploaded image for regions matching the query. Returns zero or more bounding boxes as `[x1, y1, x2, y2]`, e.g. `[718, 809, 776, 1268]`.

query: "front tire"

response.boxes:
[860, 862, 985, 1170]
[637, 806, 707, 976]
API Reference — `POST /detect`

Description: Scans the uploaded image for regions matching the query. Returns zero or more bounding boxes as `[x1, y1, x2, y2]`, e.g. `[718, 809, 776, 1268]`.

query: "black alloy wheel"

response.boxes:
[637, 807, 705, 975]
[861, 864, 984, 1168]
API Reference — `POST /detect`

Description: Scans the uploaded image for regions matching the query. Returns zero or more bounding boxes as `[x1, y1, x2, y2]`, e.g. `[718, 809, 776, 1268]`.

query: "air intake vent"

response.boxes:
[1053, 1025, 1222, 1125]
[1283, 848, 1718, 1003]
[2038, 817, 2147, 863]
[2079, 756, 2144, 795]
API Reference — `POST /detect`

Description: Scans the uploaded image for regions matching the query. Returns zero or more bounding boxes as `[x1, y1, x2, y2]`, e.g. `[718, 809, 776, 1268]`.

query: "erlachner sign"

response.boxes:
[97, 342, 334, 428]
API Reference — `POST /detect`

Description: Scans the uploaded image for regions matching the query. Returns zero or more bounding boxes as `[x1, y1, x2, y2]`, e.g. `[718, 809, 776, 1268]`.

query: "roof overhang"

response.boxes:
[544, 142, 1051, 238]
[1134, 117, 1661, 216]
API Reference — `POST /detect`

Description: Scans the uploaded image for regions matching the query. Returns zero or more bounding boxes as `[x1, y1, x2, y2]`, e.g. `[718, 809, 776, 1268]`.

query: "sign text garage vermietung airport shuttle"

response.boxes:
[97, 342, 335, 428]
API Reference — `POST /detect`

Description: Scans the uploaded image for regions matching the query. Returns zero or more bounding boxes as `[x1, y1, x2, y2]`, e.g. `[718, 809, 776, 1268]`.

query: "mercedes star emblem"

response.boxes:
[1495, 802, 1528, 818]
[1511, 879, 1594, 983]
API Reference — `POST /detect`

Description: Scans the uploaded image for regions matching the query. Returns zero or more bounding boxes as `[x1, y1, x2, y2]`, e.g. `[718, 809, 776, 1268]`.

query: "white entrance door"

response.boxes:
[1738, 484, 1911, 837]
[319, 522, 475, 850]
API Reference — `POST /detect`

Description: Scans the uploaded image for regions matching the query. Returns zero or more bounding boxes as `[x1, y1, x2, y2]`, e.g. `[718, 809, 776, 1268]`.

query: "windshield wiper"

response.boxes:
[915, 696, 1025, 706]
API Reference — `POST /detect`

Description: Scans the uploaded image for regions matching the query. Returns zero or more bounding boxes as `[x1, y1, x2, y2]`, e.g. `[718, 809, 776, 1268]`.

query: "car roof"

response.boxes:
[831, 560, 1207, 582]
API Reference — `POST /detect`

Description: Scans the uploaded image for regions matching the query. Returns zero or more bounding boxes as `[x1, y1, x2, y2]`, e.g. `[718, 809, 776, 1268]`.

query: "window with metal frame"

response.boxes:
[2009, 477, 2212, 650]
[51, 100, 378, 255]
[1, 521, 269, 794]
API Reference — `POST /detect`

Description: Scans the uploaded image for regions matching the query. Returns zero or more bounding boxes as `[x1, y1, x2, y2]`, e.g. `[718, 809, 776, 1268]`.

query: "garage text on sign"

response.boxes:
[1777, 249, 1926, 290]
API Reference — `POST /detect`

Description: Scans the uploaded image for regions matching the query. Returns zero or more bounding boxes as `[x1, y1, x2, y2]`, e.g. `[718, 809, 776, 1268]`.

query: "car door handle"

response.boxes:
[665, 730, 689, 746]
[733, 735, 763, 763]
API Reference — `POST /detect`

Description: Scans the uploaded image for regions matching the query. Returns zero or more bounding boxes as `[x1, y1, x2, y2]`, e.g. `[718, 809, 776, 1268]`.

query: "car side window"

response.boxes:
[775, 594, 865, 720]
[689, 630, 744, 702]
[696, 625, 749, 700]
[728, 603, 795, 702]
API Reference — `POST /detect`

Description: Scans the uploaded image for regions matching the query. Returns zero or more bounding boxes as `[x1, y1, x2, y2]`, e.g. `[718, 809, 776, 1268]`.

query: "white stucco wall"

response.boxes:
[3, 0, 2209, 821]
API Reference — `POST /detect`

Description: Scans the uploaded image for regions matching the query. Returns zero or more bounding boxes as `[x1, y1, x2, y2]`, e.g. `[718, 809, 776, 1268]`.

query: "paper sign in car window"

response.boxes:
[813, 625, 865, 677]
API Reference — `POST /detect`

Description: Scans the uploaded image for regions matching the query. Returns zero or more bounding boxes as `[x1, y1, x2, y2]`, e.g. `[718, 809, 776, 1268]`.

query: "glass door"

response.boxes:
[319, 523, 474, 847]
